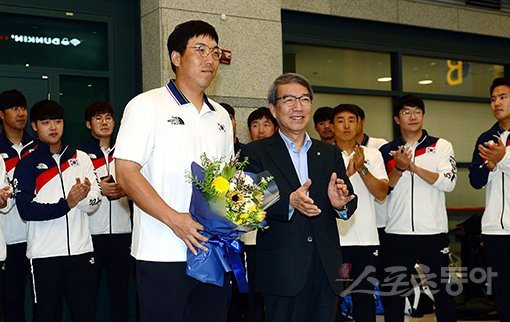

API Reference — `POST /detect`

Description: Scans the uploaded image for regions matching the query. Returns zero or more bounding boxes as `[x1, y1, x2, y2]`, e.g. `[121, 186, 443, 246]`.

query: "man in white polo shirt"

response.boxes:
[332, 104, 388, 322]
[115, 20, 234, 322]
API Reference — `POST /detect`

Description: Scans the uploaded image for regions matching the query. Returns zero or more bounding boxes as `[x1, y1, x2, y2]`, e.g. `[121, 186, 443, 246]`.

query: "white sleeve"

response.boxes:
[115, 93, 156, 166]
[432, 139, 457, 192]
[367, 148, 388, 181]
[76, 152, 102, 213]
[496, 146, 510, 174]
[0, 159, 9, 211]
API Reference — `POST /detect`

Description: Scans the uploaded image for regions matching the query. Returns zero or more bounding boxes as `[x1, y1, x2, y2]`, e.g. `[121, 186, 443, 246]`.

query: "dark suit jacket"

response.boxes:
[240, 132, 357, 297]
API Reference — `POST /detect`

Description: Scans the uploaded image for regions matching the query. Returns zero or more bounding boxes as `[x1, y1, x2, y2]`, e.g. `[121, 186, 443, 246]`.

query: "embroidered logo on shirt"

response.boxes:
[426, 147, 436, 154]
[440, 246, 450, 254]
[88, 153, 97, 159]
[217, 123, 226, 132]
[36, 163, 48, 170]
[68, 159, 79, 167]
[167, 116, 185, 125]
[0, 153, 8, 159]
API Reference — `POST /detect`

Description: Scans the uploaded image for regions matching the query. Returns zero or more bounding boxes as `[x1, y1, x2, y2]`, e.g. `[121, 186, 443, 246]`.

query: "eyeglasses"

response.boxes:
[92, 115, 114, 123]
[400, 109, 423, 117]
[187, 44, 223, 60]
[276, 95, 312, 106]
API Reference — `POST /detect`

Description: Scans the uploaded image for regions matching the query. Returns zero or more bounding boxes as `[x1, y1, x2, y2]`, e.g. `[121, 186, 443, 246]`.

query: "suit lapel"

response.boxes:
[266, 133, 301, 189]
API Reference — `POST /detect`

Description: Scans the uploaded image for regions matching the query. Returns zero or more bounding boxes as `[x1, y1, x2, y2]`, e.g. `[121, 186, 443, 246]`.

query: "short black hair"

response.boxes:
[394, 94, 425, 117]
[85, 100, 114, 122]
[490, 77, 510, 96]
[167, 20, 219, 73]
[220, 102, 235, 118]
[313, 107, 333, 125]
[0, 89, 27, 111]
[331, 104, 362, 122]
[30, 100, 64, 122]
[247, 107, 277, 129]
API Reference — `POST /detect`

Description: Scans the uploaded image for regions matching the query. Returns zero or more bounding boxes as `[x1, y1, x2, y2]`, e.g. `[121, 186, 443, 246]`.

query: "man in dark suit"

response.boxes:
[240, 73, 357, 322]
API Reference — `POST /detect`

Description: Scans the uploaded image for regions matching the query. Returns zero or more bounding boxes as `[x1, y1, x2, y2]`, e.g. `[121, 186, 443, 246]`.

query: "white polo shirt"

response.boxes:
[337, 146, 387, 246]
[115, 80, 234, 262]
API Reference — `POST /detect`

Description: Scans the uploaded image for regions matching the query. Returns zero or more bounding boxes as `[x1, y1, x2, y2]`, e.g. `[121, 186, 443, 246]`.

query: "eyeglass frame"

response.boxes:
[399, 109, 424, 117]
[275, 94, 312, 106]
[185, 43, 223, 60]
[91, 114, 114, 123]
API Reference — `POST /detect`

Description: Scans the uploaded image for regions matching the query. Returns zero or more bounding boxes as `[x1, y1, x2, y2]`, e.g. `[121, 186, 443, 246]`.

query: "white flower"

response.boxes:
[243, 172, 254, 185]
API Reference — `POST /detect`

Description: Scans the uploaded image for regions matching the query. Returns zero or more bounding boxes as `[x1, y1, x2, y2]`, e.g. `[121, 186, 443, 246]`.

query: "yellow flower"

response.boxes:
[212, 177, 230, 194]
[227, 190, 244, 206]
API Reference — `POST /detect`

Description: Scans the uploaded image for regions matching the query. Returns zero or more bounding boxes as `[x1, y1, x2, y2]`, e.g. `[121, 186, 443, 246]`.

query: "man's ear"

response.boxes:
[31, 121, 37, 132]
[268, 104, 277, 119]
[171, 51, 181, 69]
[0, 110, 5, 121]
[394, 115, 400, 126]
[86, 121, 92, 130]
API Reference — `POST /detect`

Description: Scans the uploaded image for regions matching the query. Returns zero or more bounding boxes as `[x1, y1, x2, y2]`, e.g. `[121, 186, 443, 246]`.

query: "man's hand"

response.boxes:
[0, 186, 12, 208]
[290, 179, 321, 217]
[167, 212, 208, 256]
[390, 145, 412, 171]
[328, 172, 355, 210]
[66, 178, 91, 208]
[99, 175, 127, 199]
[352, 145, 365, 172]
[479, 136, 507, 170]
[346, 158, 356, 177]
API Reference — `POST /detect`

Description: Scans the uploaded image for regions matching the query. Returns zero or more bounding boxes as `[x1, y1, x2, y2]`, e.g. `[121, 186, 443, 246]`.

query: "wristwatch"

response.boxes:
[358, 165, 369, 176]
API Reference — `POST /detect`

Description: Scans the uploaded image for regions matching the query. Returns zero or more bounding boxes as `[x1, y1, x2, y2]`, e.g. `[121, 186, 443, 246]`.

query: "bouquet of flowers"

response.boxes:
[186, 153, 278, 292]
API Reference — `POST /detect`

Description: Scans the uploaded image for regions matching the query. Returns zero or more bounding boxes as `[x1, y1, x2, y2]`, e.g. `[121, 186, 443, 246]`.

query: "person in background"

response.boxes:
[0, 157, 13, 319]
[221, 102, 244, 154]
[241, 73, 357, 322]
[313, 106, 335, 144]
[248, 107, 277, 141]
[115, 20, 234, 322]
[234, 107, 278, 322]
[469, 77, 510, 322]
[0, 89, 36, 322]
[331, 104, 387, 322]
[78, 100, 132, 322]
[379, 94, 457, 322]
[14, 99, 101, 322]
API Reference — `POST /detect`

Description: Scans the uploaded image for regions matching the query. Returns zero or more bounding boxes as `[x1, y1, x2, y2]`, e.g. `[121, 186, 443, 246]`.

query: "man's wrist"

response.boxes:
[395, 165, 406, 172]
[358, 165, 369, 176]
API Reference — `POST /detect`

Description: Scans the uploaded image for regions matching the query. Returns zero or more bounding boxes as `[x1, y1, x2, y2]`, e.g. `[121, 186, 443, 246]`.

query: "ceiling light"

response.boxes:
[418, 79, 433, 85]
[377, 77, 392, 82]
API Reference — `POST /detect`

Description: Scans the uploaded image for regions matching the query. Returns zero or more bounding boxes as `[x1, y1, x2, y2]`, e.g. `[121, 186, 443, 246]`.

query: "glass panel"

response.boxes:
[446, 168, 485, 207]
[285, 44, 392, 91]
[59, 75, 109, 147]
[423, 99, 494, 163]
[0, 12, 108, 70]
[310, 93, 394, 141]
[403, 55, 504, 97]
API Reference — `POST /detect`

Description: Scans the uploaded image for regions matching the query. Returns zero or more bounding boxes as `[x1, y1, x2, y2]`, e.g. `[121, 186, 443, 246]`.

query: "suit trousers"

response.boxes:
[263, 245, 338, 322]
